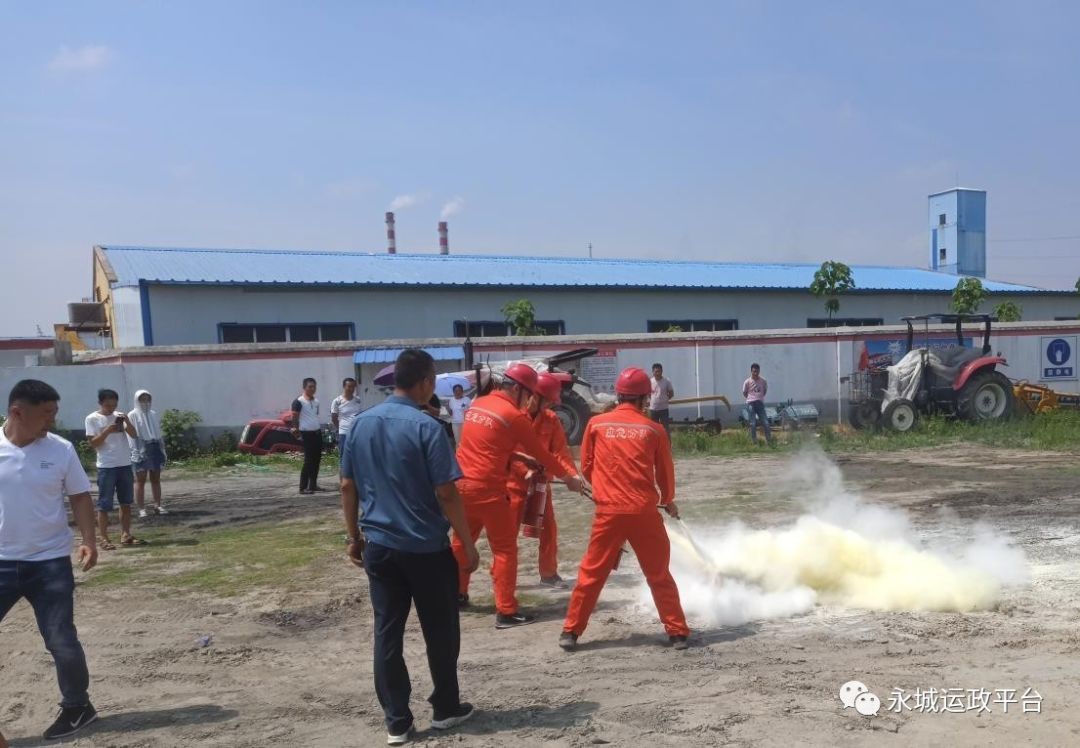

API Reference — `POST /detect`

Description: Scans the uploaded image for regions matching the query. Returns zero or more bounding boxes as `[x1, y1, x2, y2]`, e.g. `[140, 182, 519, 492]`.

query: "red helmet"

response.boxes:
[615, 367, 652, 396]
[503, 362, 539, 392]
[535, 373, 562, 404]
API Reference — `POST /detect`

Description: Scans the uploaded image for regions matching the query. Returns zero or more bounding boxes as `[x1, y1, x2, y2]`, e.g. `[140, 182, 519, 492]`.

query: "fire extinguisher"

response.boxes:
[521, 470, 547, 539]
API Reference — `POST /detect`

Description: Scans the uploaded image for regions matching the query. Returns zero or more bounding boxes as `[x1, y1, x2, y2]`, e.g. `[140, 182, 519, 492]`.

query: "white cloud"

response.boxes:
[48, 45, 112, 73]
[389, 193, 422, 211]
[440, 196, 465, 220]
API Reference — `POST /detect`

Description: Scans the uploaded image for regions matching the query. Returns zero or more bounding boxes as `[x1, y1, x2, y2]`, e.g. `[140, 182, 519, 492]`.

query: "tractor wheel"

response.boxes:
[958, 370, 1015, 422]
[848, 401, 880, 430]
[882, 398, 918, 433]
[552, 389, 592, 446]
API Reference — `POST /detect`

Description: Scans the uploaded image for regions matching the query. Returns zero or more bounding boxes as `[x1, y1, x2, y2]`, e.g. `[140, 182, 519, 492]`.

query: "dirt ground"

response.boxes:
[3, 445, 1080, 747]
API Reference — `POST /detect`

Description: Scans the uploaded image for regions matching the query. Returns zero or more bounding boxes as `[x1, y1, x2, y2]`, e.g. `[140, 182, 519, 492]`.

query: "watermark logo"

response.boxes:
[840, 680, 1042, 716]
[840, 681, 881, 716]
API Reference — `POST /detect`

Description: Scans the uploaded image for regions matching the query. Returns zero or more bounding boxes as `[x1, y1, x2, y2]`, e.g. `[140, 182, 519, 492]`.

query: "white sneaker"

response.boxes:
[138, 509, 148, 518]
[386, 725, 415, 745]
[156, 505, 169, 515]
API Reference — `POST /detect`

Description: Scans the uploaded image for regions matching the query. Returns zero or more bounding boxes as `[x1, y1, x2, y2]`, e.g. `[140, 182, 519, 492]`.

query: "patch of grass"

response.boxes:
[167, 452, 341, 476]
[671, 427, 785, 456]
[83, 520, 340, 597]
[673, 411, 1080, 457]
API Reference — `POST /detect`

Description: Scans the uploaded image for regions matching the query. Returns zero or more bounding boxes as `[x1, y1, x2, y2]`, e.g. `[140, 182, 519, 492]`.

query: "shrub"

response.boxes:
[213, 452, 239, 467]
[207, 430, 238, 455]
[161, 409, 202, 460]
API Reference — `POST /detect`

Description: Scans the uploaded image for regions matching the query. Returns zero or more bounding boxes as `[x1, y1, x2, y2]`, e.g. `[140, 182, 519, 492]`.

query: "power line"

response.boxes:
[989, 235, 1080, 243]
[994, 253, 1080, 259]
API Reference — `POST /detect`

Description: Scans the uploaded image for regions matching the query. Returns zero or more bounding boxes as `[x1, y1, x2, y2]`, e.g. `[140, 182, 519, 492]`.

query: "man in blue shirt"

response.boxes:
[341, 349, 480, 745]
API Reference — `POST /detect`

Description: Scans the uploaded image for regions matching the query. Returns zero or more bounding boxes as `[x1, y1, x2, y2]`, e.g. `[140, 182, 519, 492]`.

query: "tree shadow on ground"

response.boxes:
[6, 704, 238, 747]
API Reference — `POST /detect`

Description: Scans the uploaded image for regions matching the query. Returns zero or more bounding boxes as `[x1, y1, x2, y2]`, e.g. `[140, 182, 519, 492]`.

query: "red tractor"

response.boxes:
[850, 314, 1014, 432]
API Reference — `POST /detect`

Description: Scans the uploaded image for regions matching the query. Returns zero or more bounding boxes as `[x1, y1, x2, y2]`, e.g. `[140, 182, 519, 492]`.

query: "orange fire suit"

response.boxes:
[563, 403, 689, 638]
[507, 408, 578, 579]
[451, 390, 574, 615]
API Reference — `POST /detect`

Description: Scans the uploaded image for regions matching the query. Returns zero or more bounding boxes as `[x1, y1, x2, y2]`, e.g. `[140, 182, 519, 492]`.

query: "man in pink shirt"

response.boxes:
[742, 363, 774, 446]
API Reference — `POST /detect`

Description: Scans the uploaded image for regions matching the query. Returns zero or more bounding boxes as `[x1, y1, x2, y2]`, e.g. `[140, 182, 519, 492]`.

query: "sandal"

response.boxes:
[100, 540, 117, 551]
[120, 535, 147, 546]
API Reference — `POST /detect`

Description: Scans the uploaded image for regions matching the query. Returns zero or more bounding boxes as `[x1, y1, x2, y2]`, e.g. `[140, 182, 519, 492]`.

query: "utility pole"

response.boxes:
[588, 242, 593, 259]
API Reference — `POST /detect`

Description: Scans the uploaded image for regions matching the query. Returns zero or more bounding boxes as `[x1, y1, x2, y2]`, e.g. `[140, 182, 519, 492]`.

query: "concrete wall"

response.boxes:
[139, 284, 1076, 345]
[6, 321, 1078, 440]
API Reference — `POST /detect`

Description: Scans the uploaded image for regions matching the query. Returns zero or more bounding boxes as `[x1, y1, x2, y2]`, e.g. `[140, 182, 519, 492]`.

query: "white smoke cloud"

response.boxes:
[48, 45, 112, 73]
[658, 449, 1029, 627]
[388, 194, 420, 211]
[440, 196, 465, 220]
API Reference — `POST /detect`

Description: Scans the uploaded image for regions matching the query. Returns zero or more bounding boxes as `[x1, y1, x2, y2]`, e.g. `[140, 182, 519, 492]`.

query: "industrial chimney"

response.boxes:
[438, 221, 449, 255]
[385, 212, 397, 255]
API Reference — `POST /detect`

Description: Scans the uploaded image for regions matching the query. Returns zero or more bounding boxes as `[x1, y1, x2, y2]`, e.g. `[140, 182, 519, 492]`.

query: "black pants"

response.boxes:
[363, 542, 461, 734]
[649, 408, 671, 439]
[299, 430, 323, 491]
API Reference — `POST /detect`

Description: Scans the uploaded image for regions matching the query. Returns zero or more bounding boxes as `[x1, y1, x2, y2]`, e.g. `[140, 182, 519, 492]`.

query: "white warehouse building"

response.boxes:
[86, 243, 1073, 349]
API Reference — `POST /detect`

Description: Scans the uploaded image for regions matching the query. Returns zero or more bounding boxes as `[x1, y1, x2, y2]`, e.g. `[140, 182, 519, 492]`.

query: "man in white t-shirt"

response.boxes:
[1, 380, 99, 740]
[330, 377, 364, 446]
[446, 384, 472, 445]
[649, 363, 675, 439]
[290, 377, 324, 494]
[85, 389, 140, 549]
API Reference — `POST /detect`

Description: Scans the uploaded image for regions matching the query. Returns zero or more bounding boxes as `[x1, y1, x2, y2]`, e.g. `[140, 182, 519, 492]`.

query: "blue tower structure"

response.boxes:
[928, 188, 986, 278]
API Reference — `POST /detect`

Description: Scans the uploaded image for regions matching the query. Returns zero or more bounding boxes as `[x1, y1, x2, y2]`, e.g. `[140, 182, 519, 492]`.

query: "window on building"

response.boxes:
[939, 247, 947, 261]
[218, 323, 355, 343]
[1055, 316, 1079, 321]
[646, 319, 739, 332]
[319, 324, 352, 341]
[532, 320, 566, 335]
[288, 325, 321, 343]
[255, 325, 287, 343]
[220, 325, 254, 344]
[454, 320, 509, 337]
[453, 320, 565, 336]
[807, 318, 884, 328]
[939, 213, 947, 227]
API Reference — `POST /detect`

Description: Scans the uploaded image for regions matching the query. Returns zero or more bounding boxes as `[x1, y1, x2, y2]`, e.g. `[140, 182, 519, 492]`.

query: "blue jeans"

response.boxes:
[364, 542, 461, 735]
[0, 556, 91, 707]
[747, 400, 773, 444]
[96, 465, 134, 512]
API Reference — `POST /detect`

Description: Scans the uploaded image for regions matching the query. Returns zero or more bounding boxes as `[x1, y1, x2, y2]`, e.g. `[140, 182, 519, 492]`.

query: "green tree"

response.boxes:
[993, 300, 1023, 322]
[809, 261, 855, 325]
[664, 324, 684, 333]
[951, 277, 988, 315]
[500, 298, 544, 336]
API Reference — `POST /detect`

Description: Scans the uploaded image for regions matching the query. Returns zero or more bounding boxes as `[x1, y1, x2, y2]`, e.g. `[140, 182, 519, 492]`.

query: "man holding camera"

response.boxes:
[84, 389, 141, 549]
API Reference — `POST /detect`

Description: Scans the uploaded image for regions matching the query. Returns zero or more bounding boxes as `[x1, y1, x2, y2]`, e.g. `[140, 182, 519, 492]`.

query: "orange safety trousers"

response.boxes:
[563, 509, 689, 638]
[510, 486, 559, 579]
[451, 495, 520, 615]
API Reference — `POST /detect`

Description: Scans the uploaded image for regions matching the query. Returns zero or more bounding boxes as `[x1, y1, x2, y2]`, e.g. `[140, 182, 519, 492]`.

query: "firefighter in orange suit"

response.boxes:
[508, 372, 580, 589]
[452, 363, 583, 629]
[559, 366, 689, 651]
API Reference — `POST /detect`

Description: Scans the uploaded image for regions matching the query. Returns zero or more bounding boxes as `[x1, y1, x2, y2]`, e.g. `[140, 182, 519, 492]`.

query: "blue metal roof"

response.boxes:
[354, 346, 465, 364]
[99, 245, 1053, 294]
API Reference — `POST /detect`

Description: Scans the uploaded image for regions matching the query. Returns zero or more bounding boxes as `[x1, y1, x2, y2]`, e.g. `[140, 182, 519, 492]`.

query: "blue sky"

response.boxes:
[3, 1, 1079, 336]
